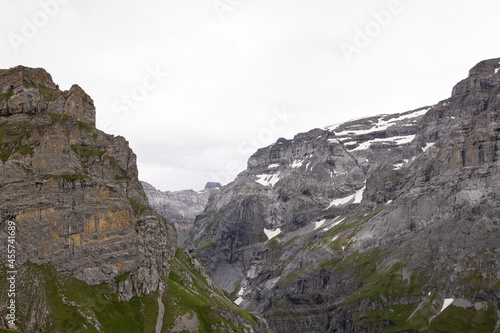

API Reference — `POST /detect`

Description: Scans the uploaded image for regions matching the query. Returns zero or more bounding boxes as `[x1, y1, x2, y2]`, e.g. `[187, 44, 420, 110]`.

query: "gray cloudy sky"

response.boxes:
[2, 0, 500, 191]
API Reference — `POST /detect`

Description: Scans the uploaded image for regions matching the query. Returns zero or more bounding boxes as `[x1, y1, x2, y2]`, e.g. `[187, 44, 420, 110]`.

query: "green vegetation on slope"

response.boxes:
[165, 249, 262, 332]
[0, 249, 264, 332]
[0, 264, 158, 333]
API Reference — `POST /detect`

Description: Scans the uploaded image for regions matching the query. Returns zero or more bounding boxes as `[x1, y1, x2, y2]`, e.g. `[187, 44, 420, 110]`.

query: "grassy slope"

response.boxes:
[0, 250, 262, 332]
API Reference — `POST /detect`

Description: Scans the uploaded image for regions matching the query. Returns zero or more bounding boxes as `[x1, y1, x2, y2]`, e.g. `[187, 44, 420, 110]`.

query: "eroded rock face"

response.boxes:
[0, 66, 271, 332]
[0, 66, 96, 125]
[142, 181, 221, 245]
[187, 58, 500, 332]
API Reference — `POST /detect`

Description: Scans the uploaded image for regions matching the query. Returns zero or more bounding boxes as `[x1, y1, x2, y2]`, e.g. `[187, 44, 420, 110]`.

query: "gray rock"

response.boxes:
[187, 57, 500, 332]
[0, 66, 270, 332]
[142, 181, 221, 245]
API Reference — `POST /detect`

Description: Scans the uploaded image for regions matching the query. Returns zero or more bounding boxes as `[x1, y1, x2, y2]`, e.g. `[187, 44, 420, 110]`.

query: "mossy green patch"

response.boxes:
[0, 88, 13, 100]
[38, 85, 59, 101]
[23, 82, 37, 89]
[278, 267, 306, 287]
[344, 259, 424, 305]
[14, 144, 34, 156]
[429, 303, 497, 333]
[272, 299, 290, 311]
[355, 303, 420, 332]
[128, 197, 149, 216]
[49, 113, 69, 122]
[1, 264, 159, 333]
[165, 249, 261, 332]
[229, 277, 244, 300]
[61, 174, 88, 181]
[76, 120, 94, 133]
[70, 145, 104, 159]
[198, 239, 214, 252]
[113, 272, 131, 283]
[0, 149, 12, 162]
[109, 156, 128, 179]
[268, 238, 281, 249]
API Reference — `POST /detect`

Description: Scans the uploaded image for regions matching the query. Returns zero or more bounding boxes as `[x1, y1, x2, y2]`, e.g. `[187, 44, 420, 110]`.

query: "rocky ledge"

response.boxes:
[187, 58, 500, 332]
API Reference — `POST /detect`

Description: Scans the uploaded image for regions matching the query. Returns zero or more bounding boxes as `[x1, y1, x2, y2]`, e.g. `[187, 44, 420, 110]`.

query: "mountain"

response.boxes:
[186, 58, 500, 332]
[141, 181, 221, 247]
[0, 66, 270, 332]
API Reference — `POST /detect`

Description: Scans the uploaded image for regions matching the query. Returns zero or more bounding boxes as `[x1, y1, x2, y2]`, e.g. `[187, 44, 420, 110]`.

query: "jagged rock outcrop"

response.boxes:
[0, 66, 96, 125]
[187, 58, 500, 332]
[0, 66, 270, 333]
[142, 181, 221, 246]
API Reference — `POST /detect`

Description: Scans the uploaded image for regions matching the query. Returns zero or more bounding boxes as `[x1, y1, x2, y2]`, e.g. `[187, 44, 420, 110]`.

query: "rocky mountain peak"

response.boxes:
[0, 65, 96, 125]
[186, 57, 500, 332]
[141, 181, 222, 247]
[0, 67, 270, 332]
[204, 181, 222, 191]
[451, 57, 500, 97]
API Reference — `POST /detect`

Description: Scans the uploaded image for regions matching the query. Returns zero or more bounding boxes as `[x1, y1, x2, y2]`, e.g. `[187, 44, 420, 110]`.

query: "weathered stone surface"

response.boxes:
[0, 65, 96, 125]
[0, 66, 270, 332]
[187, 58, 500, 332]
[142, 181, 221, 245]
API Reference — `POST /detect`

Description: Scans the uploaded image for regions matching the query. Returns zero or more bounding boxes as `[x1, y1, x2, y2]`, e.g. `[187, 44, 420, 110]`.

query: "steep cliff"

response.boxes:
[0, 66, 270, 332]
[187, 58, 500, 332]
[142, 181, 221, 246]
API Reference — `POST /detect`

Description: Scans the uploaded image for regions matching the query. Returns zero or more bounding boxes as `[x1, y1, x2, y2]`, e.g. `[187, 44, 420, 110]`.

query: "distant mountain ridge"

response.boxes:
[141, 181, 221, 246]
[186, 57, 500, 332]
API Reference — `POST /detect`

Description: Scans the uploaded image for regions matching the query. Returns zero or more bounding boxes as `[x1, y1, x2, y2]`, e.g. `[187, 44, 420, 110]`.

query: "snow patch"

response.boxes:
[440, 298, 454, 313]
[305, 162, 311, 171]
[234, 297, 243, 305]
[324, 217, 345, 231]
[422, 142, 435, 152]
[291, 160, 304, 169]
[268, 163, 280, 169]
[331, 109, 430, 136]
[349, 135, 416, 151]
[255, 173, 281, 187]
[332, 236, 338, 242]
[264, 228, 281, 240]
[327, 187, 365, 208]
[393, 163, 403, 170]
[314, 219, 326, 230]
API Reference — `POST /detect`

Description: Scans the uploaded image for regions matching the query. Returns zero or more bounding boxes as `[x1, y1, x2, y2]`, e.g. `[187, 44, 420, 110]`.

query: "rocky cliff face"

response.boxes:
[142, 181, 221, 246]
[186, 58, 500, 332]
[0, 66, 269, 333]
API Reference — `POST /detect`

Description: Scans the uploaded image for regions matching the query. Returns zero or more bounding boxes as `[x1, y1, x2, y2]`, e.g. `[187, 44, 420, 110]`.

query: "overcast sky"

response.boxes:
[2, 0, 500, 191]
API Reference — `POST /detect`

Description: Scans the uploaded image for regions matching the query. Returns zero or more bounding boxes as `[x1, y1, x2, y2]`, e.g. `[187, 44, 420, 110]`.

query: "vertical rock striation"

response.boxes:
[141, 181, 221, 246]
[187, 58, 500, 332]
[0, 66, 270, 332]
